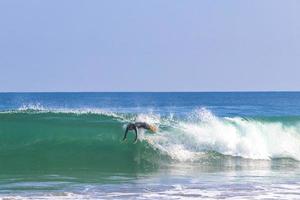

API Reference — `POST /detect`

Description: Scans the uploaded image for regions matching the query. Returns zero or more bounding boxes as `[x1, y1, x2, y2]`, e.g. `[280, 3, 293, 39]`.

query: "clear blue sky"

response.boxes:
[0, 0, 299, 92]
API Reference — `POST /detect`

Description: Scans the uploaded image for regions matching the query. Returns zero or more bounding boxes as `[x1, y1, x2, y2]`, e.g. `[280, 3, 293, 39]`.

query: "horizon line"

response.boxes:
[1, 90, 300, 93]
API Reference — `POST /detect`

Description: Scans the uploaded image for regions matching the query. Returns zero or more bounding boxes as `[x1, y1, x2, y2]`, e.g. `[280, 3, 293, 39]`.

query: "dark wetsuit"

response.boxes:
[123, 122, 151, 142]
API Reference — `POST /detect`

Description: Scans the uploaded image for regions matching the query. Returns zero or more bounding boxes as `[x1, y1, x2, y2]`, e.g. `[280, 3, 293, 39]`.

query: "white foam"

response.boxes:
[18, 103, 47, 111]
[142, 108, 300, 161]
[135, 113, 161, 125]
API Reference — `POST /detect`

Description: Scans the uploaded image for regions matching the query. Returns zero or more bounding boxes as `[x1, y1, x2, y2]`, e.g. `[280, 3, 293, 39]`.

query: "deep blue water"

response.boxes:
[1, 92, 300, 116]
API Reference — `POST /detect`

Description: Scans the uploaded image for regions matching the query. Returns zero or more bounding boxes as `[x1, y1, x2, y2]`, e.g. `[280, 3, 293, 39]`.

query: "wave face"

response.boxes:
[0, 109, 161, 173]
[1, 107, 300, 173]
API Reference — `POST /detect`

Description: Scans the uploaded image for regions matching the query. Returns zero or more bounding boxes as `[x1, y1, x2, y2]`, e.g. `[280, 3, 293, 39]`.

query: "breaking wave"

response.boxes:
[1, 105, 300, 172]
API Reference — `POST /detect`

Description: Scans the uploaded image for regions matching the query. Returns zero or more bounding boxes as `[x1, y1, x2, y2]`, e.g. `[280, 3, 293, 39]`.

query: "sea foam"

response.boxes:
[143, 108, 300, 161]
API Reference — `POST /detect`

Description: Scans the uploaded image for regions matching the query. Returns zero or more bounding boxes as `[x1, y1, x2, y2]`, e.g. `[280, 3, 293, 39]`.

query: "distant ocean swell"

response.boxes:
[0, 105, 300, 172]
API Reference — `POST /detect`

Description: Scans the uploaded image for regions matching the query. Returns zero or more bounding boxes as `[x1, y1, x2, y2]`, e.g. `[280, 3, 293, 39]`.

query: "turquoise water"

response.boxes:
[1, 92, 300, 199]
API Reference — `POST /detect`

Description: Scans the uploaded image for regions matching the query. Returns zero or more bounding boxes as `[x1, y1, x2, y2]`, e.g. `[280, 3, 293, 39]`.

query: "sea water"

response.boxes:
[0, 92, 300, 199]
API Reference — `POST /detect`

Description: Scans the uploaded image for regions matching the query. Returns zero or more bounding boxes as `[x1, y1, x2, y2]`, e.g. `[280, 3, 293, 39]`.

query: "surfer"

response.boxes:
[123, 122, 157, 143]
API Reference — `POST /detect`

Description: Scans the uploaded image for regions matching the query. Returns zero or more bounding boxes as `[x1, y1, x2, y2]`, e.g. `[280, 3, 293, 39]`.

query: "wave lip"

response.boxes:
[7, 103, 125, 120]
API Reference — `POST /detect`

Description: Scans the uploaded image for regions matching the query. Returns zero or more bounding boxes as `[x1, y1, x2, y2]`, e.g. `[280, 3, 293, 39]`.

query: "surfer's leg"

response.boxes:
[133, 127, 138, 143]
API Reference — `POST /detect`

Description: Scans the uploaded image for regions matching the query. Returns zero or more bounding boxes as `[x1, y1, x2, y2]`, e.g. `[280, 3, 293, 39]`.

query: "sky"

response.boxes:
[0, 0, 299, 92]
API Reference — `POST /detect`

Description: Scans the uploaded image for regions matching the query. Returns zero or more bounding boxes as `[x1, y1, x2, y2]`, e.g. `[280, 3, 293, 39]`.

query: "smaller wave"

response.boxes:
[8, 103, 125, 120]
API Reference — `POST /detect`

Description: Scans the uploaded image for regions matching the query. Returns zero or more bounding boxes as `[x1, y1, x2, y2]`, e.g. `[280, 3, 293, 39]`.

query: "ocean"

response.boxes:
[0, 92, 300, 199]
